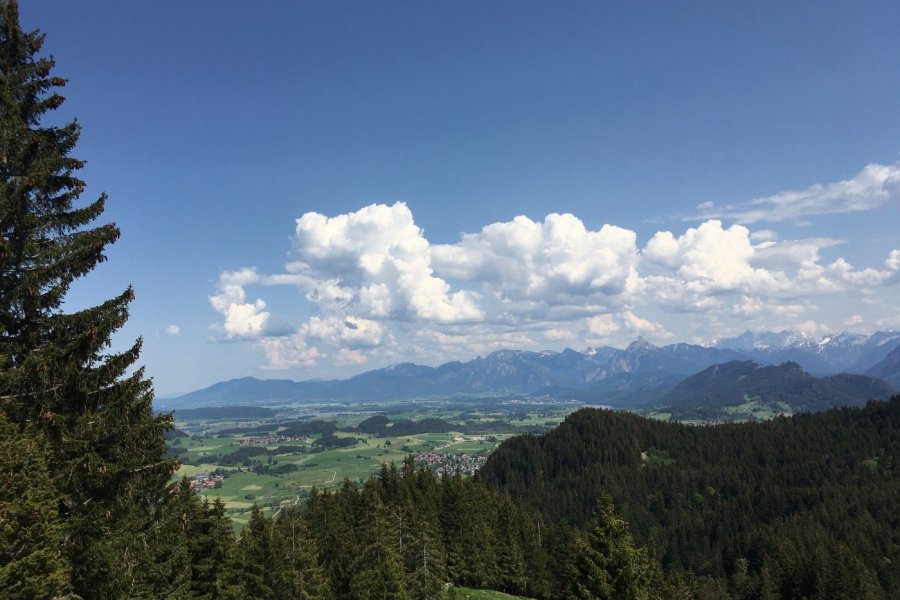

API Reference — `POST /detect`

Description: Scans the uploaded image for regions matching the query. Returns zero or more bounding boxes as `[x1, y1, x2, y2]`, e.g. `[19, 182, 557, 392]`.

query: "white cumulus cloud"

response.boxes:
[433, 213, 640, 305]
[208, 268, 269, 339]
[645, 221, 777, 289]
[287, 203, 482, 323]
[259, 335, 321, 370]
[300, 315, 388, 349]
[586, 314, 621, 337]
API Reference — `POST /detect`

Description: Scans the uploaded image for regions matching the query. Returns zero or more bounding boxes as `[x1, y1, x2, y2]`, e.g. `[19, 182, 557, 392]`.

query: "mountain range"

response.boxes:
[158, 330, 900, 410]
[713, 330, 900, 374]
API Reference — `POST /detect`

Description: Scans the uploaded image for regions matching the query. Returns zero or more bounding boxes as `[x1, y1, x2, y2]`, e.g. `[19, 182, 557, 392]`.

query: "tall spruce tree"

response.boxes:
[272, 505, 333, 600]
[573, 495, 658, 600]
[0, 1, 175, 596]
[0, 413, 70, 598]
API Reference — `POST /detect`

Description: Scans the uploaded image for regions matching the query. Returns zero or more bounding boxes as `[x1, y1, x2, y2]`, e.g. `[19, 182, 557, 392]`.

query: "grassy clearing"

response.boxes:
[445, 587, 533, 599]
[722, 397, 793, 421]
[645, 411, 672, 421]
[642, 448, 676, 467]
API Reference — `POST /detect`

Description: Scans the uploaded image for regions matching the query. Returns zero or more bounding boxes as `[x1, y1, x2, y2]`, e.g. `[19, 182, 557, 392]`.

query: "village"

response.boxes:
[413, 450, 488, 477]
[188, 472, 225, 491]
[237, 434, 306, 447]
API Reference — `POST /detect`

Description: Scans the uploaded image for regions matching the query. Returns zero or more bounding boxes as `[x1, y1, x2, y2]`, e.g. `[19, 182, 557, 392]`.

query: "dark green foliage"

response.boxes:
[357, 415, 453, 436]
[272, 506, 333, 600]
[223, 504, 332, 599]
[0, 2, 175, 595]
[358, 415, 391, 434]
[257, 462, 299, 475]
[495, 496, 527, 595]
[101, 479, 239, 598]
[280, 419, 338, 437]
[403, 513, 445, 600]
[571, 496, 659, 600]
[313, 430, 358, 451]
[0, 413, 69, 598]
[213, 445, 269, 466]
[132, 480, 193, 598]
[190, 497, 236, 599]
[479, 397, 900, 597]
[298, 460, 653, 600]
[232, 506, 277, 598]
[349, 487, 411, 600]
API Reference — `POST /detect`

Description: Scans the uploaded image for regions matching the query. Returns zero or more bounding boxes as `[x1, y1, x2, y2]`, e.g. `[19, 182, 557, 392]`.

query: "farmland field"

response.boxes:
[168, 396, 577, 525]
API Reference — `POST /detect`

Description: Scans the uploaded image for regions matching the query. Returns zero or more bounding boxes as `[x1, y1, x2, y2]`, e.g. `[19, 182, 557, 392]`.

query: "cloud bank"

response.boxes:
[208, 197, 900, 372]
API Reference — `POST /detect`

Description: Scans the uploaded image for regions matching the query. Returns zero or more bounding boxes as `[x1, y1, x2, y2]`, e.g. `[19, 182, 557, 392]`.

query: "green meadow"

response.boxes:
[169, 402, 560, 524]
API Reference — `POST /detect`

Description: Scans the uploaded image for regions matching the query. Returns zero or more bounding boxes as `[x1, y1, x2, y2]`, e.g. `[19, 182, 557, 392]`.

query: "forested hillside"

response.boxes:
[655, 360, 894, 421]
[479, 396, 900, 597]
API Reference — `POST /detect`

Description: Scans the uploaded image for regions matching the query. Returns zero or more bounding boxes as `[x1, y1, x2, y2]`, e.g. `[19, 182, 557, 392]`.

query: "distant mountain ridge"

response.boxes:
[866, 343, 900, 389]
[159, 330, 899, 410]
[658, 360, 894, 420]
[713, 330, 900, 374]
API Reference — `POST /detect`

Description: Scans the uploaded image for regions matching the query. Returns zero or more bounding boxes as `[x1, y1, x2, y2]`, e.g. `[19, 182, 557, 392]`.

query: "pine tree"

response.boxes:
[0, 1, 175, 595]
[573, 495, 658, 600]
[349, 487, 410, 600]
[190, 497, 236, 599]
[403, 513, 445, 600]
[130, 479, 193, 599]
[272, 505, 333, 600]
[229, 505, 277, 599]
[0, 413, 70, 598]
[495, 496, 527, 595]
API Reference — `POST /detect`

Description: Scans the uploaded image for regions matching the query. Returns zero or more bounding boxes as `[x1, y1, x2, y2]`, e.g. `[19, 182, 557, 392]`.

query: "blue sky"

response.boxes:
[22, 1, 900, 395]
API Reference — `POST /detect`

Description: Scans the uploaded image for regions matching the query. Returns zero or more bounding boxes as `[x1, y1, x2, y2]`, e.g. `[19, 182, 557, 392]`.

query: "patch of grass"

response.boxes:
[446, 587, 533, 599]
[642, 448, 676, 467]
[721, 397, 794, 422]
[645, 411, 671, 421]
[174, 463, 218, 478]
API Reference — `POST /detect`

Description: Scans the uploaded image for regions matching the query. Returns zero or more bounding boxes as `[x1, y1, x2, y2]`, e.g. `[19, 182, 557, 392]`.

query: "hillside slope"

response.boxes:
[478, 397, 900, 596]
[866, 344, 900, 389]
[656, 360, 894, 420]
